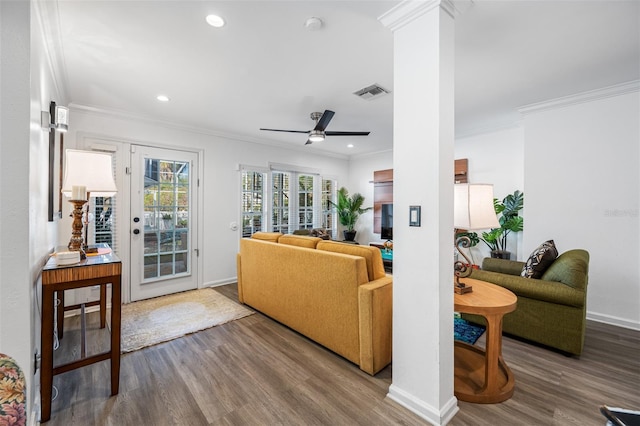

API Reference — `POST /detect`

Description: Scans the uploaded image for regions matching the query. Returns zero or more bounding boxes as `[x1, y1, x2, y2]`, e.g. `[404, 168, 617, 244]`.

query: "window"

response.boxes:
[298, 174, 314, 230]
[321, 178, 336, 238]
[271, 171, 290, 234]
[241, 166, 336, 237]
[88, 150, 117, 252]
[241, 170, 265, 237]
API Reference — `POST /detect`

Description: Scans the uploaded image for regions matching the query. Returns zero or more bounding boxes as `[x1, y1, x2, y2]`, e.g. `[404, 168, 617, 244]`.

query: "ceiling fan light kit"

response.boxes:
[308, 130, 325, 143]
[260, 109, 370, 146]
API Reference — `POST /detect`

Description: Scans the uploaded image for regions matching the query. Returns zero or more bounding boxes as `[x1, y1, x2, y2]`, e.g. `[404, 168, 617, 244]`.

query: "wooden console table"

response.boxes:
[454, 278, 517, 403]
[40, 245, 121, 422]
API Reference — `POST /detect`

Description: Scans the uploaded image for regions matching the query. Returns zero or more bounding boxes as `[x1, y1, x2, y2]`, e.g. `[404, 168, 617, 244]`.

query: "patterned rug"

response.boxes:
[454, 316, 486, 345]
[120, 288, 254, 353]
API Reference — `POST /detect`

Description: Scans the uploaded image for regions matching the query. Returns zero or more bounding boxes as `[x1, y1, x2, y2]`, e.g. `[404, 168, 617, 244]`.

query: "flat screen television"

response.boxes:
[381, 203, 393, 240]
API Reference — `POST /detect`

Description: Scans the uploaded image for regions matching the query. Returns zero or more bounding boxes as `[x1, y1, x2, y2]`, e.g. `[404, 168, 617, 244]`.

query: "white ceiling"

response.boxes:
[52, 1, 639, 157]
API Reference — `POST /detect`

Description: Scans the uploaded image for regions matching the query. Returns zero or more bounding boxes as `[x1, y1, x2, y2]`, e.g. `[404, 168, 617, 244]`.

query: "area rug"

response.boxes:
[120, 288, 254, 353]
[454, 316, 486, 345]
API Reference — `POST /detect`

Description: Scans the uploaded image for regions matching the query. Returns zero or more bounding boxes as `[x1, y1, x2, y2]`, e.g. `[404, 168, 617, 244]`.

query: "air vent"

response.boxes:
[353, 84, 390, 100]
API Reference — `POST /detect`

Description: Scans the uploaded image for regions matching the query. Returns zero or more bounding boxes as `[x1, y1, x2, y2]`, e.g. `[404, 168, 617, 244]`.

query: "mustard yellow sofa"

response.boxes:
[237, 232, 392, 375]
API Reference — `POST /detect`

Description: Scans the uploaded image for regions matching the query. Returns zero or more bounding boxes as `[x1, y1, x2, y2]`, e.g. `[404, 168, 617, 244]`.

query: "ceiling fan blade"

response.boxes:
[260, 128, 310, 134]
[313, 110, 335, 132]
[325, 131, 370, 136]
[305, 139, 313, 145]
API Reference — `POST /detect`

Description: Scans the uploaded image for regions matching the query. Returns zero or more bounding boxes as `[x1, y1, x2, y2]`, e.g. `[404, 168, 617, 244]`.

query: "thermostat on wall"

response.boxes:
[55, 251, 80, 266]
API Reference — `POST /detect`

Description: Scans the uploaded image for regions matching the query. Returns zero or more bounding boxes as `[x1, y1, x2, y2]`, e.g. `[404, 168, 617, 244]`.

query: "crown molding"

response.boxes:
[455, 120, 523, 140]
[379, 0, 457, 32]
[69, 103, 350, 161]
[33, 0, 70, 103]
[518, 80, 640, 116]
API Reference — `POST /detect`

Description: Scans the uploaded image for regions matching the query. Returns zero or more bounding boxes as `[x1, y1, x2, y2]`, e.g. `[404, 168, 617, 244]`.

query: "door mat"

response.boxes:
[120, 288, 253, 353]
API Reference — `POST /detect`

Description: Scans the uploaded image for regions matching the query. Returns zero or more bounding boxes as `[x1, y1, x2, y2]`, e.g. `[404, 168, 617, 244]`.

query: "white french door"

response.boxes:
[130, 145, 199, 301]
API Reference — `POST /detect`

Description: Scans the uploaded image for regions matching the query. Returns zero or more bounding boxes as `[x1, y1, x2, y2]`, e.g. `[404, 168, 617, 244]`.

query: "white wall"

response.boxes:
[65, 109, 350, 298]
[455, 126, 525, 262]
[0, 0, 32, 382]
[348, 150, 393, 245]
[0, 1, 63, 422]
[523, 88, 640, 330]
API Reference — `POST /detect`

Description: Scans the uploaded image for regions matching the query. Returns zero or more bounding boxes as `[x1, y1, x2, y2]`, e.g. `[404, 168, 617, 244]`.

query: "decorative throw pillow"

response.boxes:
[521, 240, 559, 279]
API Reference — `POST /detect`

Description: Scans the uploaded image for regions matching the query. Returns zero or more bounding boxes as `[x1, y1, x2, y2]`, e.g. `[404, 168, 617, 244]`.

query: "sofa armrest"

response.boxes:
[469, 269, 585, 308]
[481, 257, 526, 276]
[358, 276, 393, 375]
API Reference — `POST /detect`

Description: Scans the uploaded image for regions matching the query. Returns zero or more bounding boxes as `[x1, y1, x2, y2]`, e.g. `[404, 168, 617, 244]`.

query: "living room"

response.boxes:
[1, 1, 638, 425]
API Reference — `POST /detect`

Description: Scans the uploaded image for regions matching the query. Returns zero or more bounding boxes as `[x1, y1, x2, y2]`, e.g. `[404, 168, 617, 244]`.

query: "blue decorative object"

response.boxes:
[454, 316, 486, 345]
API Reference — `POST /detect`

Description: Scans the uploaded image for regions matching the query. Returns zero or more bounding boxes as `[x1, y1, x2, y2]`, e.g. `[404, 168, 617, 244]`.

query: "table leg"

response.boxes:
[100, 283, 107, 329]
[483, 313, 504, 395]
[110, 278, 121, 395]
[57, 290, 65, 339]
[41, 286, 55, 422]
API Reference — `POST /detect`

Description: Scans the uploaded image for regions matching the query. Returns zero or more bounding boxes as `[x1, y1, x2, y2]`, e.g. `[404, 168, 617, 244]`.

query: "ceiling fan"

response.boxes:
[260, 110, 370, 145]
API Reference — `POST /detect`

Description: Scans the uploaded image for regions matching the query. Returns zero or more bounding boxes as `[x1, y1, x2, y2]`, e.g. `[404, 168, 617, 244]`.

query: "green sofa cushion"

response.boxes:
[541, 249, 589, 291]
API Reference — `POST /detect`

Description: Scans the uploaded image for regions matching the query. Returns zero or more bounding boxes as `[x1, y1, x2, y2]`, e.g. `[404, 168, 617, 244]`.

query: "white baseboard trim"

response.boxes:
[386, 384, 459, 426]
[203, 277, 237, 288]
[587, 311, 640, 331]
[30, 404, 39, 426]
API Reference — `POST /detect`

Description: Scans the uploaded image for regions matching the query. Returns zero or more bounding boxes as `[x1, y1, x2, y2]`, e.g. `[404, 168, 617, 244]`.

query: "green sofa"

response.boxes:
[464, 249, 589, 356]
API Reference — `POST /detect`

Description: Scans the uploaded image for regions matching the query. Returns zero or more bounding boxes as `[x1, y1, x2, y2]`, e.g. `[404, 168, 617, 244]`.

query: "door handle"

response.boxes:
[133, 229, 140, 235]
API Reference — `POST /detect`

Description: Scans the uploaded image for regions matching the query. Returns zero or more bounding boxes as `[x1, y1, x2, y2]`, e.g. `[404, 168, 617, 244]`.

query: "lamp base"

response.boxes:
[454, 284, 473, 294]
[68, 199, 88, 260]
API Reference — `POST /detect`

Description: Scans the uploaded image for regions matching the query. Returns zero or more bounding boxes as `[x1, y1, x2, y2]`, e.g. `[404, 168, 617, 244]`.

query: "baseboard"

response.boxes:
[203, 277, 237, 287]
[587, 312, 640, 331]
[386, 384, 459, 426]
[29, 399, 39, 426]
[63, 303, 106, 318]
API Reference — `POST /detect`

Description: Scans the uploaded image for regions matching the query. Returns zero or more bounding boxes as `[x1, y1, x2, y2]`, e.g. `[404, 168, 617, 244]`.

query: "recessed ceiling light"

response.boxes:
[156, 95, 170, 102]
[347, 144, 354, 148]
[206, 14, 225, 28]
[304, 17, 323, 31]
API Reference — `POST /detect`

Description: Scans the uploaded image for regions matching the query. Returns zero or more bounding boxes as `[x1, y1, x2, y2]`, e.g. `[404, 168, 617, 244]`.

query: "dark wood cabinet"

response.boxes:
[372, 159, 468, 234]
[373, 169, 393, 234]
[455, 159, 468, 183]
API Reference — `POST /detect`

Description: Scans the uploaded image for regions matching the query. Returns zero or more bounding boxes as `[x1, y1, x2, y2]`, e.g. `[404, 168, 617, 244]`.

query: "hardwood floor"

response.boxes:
[46, 284, 640, 425]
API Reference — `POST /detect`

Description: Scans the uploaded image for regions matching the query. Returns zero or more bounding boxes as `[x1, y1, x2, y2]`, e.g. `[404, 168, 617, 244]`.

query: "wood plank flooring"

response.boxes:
[46, 284, 640, 425]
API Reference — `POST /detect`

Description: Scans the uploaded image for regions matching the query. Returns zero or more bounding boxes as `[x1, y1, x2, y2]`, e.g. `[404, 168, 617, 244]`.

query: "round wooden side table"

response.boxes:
[454, 278, 517, 404]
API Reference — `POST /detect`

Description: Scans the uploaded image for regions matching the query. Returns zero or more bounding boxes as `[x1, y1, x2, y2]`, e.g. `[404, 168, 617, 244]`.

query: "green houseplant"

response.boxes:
[330, 187, 372, 241]
[481, 190, 524, 259]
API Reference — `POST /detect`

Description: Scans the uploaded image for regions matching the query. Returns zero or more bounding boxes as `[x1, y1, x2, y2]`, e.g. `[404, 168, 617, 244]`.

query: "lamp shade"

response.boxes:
[61, 149, 117, 197]
[454, 183, 499, 230]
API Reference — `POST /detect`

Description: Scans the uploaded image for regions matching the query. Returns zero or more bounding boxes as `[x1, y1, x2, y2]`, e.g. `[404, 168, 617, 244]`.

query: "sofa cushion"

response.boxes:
[521, 240, 558, 279]
[278, 234, 322, 249]
[316, 241, 386, 281]
[541, 249, 590, 290]
[251, 232, 282, 243]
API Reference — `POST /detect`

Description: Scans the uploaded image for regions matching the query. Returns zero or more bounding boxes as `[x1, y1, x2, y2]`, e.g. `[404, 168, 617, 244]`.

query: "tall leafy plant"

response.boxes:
[330, 187, 371, 231]
[481, 190, 524, 253]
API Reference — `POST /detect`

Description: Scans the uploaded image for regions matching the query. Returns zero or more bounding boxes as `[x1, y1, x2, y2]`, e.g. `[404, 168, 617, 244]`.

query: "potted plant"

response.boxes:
[330, 187, 372, 241]
[481, 190, 524, 259]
